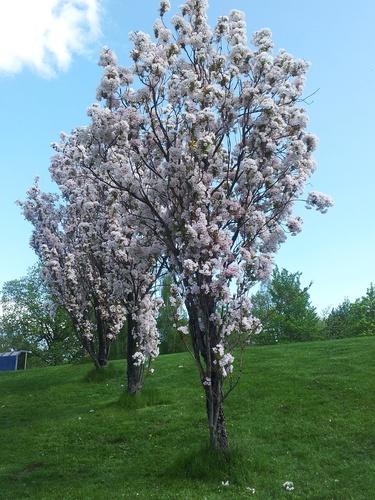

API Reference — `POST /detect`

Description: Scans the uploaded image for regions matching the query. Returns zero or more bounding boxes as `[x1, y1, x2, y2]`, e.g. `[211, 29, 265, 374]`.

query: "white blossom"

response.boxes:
[20, 0, 332, 449]
[305, 191, 334, 213]
[158, 1, 171, 16]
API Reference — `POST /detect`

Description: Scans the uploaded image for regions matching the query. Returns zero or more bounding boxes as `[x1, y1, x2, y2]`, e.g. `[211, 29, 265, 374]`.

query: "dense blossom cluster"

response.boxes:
[19, 171, 162, 372]
[20, 0, 331, 449]
[91, 0, 330, 379]
[130, 294, 162, 366]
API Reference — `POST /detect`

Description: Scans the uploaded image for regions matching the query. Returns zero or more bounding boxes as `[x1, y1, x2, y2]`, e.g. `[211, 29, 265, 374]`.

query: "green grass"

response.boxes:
[1, 337, 375, 499]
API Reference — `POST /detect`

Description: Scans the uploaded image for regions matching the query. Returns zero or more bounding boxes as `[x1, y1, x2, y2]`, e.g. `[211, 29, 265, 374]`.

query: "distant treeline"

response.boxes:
[251, 267, 375, 344]
[1, 265, 374, 366]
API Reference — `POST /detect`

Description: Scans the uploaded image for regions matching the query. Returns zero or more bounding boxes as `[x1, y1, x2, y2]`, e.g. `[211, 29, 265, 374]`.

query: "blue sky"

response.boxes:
[1, 0, 374, 314]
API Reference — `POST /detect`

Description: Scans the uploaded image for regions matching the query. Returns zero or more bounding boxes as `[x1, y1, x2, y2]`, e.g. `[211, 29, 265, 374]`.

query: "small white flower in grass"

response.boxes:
[246, 487, 256, 493]
[283, 481, 294, 491]
[222, 480, 230, 486]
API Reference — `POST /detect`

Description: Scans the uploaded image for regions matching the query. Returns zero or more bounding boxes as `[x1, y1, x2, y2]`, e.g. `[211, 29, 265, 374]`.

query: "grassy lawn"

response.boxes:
[1, 337, 374, 499]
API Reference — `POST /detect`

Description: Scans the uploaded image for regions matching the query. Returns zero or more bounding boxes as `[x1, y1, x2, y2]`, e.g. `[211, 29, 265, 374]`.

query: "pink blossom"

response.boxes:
[306, 191, 334, 213]
[20, 0, 333, 448]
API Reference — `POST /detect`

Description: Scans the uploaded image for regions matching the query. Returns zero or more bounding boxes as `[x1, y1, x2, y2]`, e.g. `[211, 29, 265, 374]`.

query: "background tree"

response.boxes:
[19, 179, 161, 394]
[19, 186, 119, 369]
[352, 284, 375, 337]
[252, 267, 321, 344]
[324, 285, 375, 339]
[43, 0, 332, 451]
[323, 298, 356, 339]
[0, 264, 81, 365]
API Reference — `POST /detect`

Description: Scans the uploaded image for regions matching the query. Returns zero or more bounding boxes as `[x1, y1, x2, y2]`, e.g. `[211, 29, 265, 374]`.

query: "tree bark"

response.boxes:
[186, 291, 230, 453]
[81, 335, 101, 369]
[126, 313, 144, 395]
[96, 315, 109, 368]
[205, 368, 229, 452]
[90, 296, 110, 368]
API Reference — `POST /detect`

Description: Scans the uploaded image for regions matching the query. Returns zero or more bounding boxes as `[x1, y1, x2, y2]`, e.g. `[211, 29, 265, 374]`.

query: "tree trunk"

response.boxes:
[97, 316, 109, 368]
[126, 313, 144, 395]
[92, 297, 110, 368]
[185, 291, 230, 453]
[82, 336, 101, 369]
[205, 369, 229, 452]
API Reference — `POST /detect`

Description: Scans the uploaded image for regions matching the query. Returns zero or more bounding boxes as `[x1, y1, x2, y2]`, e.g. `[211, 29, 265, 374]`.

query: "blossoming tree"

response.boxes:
[49, 147, 164, 393]
[19, 175, 162, 394]
[42, 0, 332, 450]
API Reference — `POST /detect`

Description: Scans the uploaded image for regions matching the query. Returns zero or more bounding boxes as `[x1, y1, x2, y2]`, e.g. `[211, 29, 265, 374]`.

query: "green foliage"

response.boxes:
[351, 283, 375, 336]
[324, 283, 375, 339]
[157, 274, 188, 354]
[252, 267, 321, 344]
[324, 298, 357, 339]
[0, 338, 374, 498]
[0, 264, 81, 365]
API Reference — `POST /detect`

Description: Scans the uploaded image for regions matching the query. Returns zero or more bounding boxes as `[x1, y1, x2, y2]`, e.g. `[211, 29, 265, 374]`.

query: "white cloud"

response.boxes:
[0, 0, 102, 77]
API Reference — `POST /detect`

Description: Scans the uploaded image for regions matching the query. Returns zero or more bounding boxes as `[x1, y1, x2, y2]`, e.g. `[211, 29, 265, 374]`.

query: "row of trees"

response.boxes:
[251, 268, 375, 343]
[0, 265, 80, 365]
[3, 264, 374, 364]
[12, 1, 333, 451]
[0, 266, 186, 365]
[324, 285, 375, 339]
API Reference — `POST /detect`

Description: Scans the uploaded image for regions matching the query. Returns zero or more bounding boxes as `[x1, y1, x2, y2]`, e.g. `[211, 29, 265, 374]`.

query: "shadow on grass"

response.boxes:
[170, 442, 251, 486]
[116, 387, 173, 410]
[83, 363, 174, 410]
[83, 363, 125, 383]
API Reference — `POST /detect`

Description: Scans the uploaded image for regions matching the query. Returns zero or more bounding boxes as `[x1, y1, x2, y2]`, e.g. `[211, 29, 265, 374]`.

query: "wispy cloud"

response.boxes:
[0, 0, 102, 77]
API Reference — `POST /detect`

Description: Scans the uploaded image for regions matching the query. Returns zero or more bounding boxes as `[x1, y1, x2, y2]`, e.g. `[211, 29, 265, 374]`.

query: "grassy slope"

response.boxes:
[1, 337, 374, 499]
